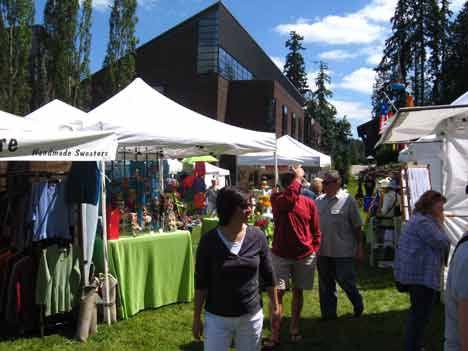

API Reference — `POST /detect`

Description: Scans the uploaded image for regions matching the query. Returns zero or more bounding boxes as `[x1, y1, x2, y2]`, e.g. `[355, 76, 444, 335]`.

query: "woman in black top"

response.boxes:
[193, 187, 279, 351]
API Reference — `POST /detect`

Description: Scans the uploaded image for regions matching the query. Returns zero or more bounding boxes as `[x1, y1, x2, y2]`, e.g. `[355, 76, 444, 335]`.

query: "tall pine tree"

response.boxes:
[283, 31, 308, 96]
[306, 61, 336, 154]
[73, 0, 93, 110]
[441, 1, 468, 102]
[0, 0, 34, 115]
[103, 0, 138, 95]
[44, 0, 80, 103]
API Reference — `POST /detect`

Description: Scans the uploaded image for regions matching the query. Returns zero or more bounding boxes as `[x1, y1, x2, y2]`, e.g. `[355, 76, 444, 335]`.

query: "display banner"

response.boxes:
[0, 130, 118, 161]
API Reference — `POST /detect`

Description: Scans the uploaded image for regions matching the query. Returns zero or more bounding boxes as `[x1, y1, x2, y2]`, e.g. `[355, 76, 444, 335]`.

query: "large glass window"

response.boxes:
[218, 48, 253, 81]
[298, 117, 303, 142]
[197, 11, 219, 74]
[281, 105, 288, 136]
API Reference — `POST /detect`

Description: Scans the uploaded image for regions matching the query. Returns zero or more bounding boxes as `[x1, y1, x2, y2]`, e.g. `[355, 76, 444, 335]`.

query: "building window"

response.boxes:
[291, 112, 296, 138]
[218, 47, 253, 81]
[281, 105, 288, 136]
[197, 10, 219, 74]
[266, 98, 276, 133]
[298, 117, 303, 142]
[304, 116, 311, 145]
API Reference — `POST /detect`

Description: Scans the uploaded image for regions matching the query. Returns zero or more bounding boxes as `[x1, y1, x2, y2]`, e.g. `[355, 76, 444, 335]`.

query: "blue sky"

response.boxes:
[34, 0, 466, 136]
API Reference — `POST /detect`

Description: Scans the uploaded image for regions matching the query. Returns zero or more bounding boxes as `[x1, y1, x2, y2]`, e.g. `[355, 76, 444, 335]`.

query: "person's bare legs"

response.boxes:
[290, 288, 303, 340]
[268, 289, 285, 343]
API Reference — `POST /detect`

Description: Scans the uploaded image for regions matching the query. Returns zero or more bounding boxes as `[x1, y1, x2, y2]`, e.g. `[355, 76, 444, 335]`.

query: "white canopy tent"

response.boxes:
[237, 135, 331, 167]
[25, 99, 89, 130]
[200, 162, 230, 188]
[380, 92, 468, 245]
[84, 78, 276, 158]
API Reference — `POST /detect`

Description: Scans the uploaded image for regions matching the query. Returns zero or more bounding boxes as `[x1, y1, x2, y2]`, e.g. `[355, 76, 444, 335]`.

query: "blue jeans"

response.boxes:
[317, 256, 364, 318]
[405, 285, 436, 351]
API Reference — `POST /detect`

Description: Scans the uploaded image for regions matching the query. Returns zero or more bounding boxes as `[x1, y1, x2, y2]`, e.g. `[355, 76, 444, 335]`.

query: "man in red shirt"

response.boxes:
[265, 165, 321, 348]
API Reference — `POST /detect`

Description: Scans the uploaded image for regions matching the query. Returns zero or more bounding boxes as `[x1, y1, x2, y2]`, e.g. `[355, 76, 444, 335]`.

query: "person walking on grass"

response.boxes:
[315, 170, 365, 321]
[394, 190, 450, 351]
[193, 187, 279, 351]
[264, 165, 321, 349]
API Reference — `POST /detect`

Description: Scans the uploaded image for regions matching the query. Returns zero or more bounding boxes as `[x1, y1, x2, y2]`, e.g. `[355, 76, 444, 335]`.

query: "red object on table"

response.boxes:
[108, 209, 121, 240]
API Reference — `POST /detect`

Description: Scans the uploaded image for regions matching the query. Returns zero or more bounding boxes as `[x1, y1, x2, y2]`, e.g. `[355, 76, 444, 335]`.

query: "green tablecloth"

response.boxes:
[201, 217, 219, 235]
[96, 231, 194, 319]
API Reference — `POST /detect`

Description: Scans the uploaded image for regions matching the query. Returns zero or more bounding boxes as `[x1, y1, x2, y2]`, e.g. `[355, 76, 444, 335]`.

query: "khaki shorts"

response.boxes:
[272, 252, 317, 290]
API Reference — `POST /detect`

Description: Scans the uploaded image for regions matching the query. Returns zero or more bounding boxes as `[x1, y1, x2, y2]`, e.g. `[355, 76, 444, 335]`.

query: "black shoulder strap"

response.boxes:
[451, 235, 468, 263]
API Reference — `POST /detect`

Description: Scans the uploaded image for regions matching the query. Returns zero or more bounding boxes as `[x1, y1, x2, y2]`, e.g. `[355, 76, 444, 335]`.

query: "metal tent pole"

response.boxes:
[274, 138, 279, 186]
[100, 160, 111, 325]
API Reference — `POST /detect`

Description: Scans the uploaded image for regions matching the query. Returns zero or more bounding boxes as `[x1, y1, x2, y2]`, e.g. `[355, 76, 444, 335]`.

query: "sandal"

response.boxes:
[289, 332, 303, 343]
[262, 338, 280, 350]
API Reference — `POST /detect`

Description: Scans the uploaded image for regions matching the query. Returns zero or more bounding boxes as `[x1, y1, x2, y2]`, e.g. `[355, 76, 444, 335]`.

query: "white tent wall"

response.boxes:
[398, 138, 444, 192]
[439, 118, 468, 244]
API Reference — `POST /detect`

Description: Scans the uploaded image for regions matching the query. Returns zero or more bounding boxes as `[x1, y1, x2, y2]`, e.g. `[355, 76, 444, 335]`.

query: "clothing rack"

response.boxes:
[0, 167, 80, 338]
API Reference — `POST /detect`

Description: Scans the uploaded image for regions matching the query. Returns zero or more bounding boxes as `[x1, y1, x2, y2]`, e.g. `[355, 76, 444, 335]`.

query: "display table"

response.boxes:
[95, 231, 194, 319]
[201, 217, 219, 235]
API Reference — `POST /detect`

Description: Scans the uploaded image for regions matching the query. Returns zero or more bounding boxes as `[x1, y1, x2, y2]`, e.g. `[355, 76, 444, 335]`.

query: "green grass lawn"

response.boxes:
[0, 263, 445, 351]
[0, 178, 446, 350]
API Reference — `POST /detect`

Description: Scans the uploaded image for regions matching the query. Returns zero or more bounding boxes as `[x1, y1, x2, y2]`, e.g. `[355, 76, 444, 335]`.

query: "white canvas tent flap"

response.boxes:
[25, 99, 89, 130]
[85, 78, 276, 157]
[238, 135, 331, 167]
[0, 112, 117, 161]
[204, 162, 230, 176]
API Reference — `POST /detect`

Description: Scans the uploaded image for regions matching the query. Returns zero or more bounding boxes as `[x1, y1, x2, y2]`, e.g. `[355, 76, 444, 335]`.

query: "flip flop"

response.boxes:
[262, 338, 280, 350]
[289, 333, 303, 343]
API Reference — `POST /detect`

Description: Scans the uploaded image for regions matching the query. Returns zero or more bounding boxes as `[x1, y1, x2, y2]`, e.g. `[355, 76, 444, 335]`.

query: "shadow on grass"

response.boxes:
[179, 304, 444, 351]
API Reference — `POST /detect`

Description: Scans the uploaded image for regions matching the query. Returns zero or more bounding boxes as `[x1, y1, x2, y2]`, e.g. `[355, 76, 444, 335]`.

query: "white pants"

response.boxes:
[204, 309, 263, 351]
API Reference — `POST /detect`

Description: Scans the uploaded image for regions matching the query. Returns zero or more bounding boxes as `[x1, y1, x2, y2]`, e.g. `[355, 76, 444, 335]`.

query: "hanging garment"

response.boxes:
[29, 180, 72, 242]
[67, 162, 101, 206]
[5, 256, 38, 331]
[35, 244, 81, 317]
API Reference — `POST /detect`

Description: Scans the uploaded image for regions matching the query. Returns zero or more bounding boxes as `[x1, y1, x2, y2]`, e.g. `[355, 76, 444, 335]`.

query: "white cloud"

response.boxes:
[319, 50, 357, 61]
[331, 99, 372, 123]
[452, 0, 466, 12]
[270, 56, 285, 70]
[275, 0, 396, 45]
[338, 67, 376, 94]
[358, 0, 397, 23]
[360, 46, 384, 65]
[275, 15, 384, 45]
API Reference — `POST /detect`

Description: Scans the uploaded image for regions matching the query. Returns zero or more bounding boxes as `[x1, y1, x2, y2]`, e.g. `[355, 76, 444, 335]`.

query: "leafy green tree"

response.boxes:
[283, 31, 308, 96]
[103, 0, 138, 95]
[0, 0, 34, 115]
[44, 0, 80, 103]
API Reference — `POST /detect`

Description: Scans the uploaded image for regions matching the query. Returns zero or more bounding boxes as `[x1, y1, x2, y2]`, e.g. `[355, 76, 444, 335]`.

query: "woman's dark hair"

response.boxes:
[414, 190, 446, 214]
[216, 187, 249, 226]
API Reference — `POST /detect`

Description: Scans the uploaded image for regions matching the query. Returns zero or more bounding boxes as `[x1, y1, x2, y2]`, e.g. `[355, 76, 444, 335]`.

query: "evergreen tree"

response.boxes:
[0, 0, 34, 115]
[333, 116, 352, 181]
[73, 0, 93, 110]
[44, 0, 80, 103]
[306, 61, 336, 154]
[283, 31, 308, 96]
[372, 0, 412, 114]
[441, 1, 468, 102]
[103, 0, 138, 95]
